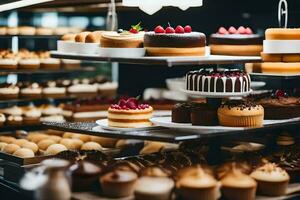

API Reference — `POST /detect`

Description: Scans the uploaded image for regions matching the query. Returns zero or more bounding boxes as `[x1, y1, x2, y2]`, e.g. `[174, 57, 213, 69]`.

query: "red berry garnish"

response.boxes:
[228, 26, 237, 34]
[218, 27, 228, 34]
[245, 27, 253, 34]
[129, 22, 142, 34]
[154, 25, 165, 33]
[118, 99, 127, 107]
[165, 26, 175, 34]
[175, 25, 185, 34]
[129, 28, 139, 34]
[184, 25, 192, 33]
[237, 26, 246, 34]
[275, 90, 285, 97]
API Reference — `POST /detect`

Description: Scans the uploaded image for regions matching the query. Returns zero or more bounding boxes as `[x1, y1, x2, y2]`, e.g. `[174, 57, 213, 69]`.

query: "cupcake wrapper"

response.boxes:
[256, 180, 288, 196]
[222, 186, 256, 200]
[177, 186, 219, 200]
[218, 113, 263, 127]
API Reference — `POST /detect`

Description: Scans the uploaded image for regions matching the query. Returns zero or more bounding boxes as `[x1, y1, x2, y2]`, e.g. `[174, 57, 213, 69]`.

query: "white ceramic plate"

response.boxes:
[150, 116, 300, 132]
[99, 48, 145, 57]
[165, 77, 185, 91]
[251, 81, 266, 90]
[181, 89, 253, 98]
[95, 119, 160, 132]
[57, 41, 100, 55]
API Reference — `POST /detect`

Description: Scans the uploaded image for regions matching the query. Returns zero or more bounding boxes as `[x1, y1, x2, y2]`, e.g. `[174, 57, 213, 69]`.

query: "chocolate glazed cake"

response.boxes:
[186, 69, 251, 93]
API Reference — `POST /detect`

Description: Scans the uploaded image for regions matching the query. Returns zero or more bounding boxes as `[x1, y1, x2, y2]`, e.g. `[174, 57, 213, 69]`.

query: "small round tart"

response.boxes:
[251, 163, 290, 196]
[266, 28, 300, 40]
[144, 26, 206, 56]
[218, 100, 264, 127]
[186, 68, 251, 93]
[108, 97, 153, 128]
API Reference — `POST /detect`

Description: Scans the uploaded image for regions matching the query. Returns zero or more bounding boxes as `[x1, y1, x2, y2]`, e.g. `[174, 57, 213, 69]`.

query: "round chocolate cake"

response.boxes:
[144, 32, 206, 48]
[185, 69, 251, 93]
[144, 25, 206, 56]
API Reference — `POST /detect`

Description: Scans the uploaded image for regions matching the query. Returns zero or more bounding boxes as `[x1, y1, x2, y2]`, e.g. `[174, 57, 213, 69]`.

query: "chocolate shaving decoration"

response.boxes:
[221, 100, 259, 110]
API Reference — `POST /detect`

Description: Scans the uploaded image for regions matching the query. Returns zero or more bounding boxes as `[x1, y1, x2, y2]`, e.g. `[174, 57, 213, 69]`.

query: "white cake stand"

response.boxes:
[181, 89, 253, 98]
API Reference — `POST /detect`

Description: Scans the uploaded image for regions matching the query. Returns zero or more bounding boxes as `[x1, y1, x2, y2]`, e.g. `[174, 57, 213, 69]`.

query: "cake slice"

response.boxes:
[108, 97, 153, 128]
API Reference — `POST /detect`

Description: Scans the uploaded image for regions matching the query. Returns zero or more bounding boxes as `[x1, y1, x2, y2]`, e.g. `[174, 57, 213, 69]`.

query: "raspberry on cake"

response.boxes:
[144, 24, 206, 56]
[210, 26, 263, 56]
[108, 97, 153, 128]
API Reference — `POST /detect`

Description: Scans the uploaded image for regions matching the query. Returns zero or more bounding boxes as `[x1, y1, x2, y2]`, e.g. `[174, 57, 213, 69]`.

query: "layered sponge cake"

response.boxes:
[249, 28, 300, 74]
[108, 97, 153, 128]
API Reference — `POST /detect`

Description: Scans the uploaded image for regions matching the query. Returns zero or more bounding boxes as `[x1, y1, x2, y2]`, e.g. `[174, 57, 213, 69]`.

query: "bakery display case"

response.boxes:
[0, 0, 300, 200]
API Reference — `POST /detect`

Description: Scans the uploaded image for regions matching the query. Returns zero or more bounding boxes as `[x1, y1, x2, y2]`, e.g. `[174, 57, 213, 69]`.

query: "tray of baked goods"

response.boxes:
[51, 25, 263, 67]
[0, 130, 124, 166]
[19, 131, 300, 200]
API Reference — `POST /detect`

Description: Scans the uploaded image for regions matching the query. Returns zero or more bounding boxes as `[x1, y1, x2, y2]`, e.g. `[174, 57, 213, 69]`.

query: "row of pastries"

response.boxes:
[0, 77, 118, 100]
[0, 26, 83, 36]
[0, 49, 81, 70]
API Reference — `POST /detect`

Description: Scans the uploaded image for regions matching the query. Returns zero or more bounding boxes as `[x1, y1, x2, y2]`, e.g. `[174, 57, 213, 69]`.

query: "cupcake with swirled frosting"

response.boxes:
[250, 162, 289, 196]
[176, 165, 220, 200]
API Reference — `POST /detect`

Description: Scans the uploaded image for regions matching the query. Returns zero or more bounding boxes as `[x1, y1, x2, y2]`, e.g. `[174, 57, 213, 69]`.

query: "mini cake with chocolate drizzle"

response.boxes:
[186, 69, 251, 94]
[218, 100, 264, 127]
[144, 25, 206, 56]
[108, 97, 153, 128]
[210, 26, 263, 56]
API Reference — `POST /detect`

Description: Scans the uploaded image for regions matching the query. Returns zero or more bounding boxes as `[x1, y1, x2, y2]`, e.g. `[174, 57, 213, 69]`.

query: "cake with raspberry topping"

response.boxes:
[144, 25, 206, 56]
[210, 26, 263, 56]
[108, 97, 153, 128]
[249, 90, 300, 119]
[186, 69, 251, 94]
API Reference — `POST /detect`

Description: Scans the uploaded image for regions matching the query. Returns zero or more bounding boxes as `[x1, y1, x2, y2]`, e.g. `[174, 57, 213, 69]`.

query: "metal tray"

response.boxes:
[250, 73, 300, 89]
[51, 51, 262, 67]
[43, 118, 300, 143]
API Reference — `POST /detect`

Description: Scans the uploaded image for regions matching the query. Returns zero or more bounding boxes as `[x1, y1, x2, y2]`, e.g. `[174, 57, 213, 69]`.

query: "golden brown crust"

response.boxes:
[210, 44, 262, 56]
[146, 47, 205, 56]
[85, 31, 103, 43]
[61, 33, 76, 41]
[266, 28, 300, 40]
[261, 53, 300, 62]
[251, 62, 300, 74]
[75, 31, 91, 43]
[218, 105, 264, 127]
